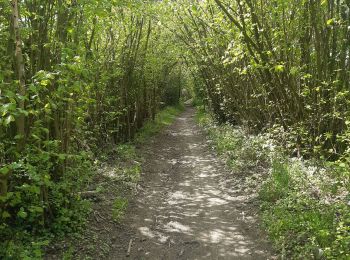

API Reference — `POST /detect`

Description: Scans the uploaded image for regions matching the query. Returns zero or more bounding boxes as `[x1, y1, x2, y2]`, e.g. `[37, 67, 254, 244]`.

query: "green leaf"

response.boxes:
[40, 79, 50, 86]
[274, 64, 284, 73]
[3, 103, 17, 113]
[29, 206, 44, 213]
[326, 18, 334, 26]
[191, 4, 198, 12]
[0, 166, 10, 175]
[5, 115, 15, 125]
[2, 211, 11, 219]
[29, 185, 41, 195]
[290, 67, 299, 76]
[14, 134, 23, 140]
[17, 208, 28, 219]
[339, 162, 346, 168]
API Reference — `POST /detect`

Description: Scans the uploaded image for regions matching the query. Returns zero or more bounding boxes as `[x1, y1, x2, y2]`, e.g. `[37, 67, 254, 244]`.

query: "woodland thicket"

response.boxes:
[177, 0, 350, 258]
[0, 0, 185, 256]
[175, 0, 350, 160]
[1, 0, 350, 258]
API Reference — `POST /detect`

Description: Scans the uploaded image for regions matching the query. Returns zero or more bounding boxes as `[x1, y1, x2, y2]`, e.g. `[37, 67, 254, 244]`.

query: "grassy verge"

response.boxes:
[195, 107, 350, 260]
[135, 104, 184, 143]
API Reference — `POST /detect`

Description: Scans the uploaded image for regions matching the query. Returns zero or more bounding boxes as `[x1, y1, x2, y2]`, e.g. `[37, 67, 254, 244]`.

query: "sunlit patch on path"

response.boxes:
[109, 107, 274, 259]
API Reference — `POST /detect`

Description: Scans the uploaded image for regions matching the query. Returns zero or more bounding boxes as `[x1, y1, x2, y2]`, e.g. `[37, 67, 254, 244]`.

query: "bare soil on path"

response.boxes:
[109, 107, 275, 259]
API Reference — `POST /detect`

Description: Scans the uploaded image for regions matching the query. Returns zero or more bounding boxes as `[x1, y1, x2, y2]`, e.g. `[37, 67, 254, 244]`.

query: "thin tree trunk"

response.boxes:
[11, 0, 26, 150]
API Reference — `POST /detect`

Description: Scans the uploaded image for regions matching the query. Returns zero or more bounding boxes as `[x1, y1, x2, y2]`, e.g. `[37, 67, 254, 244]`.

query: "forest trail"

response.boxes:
[109, 107, 274, 259]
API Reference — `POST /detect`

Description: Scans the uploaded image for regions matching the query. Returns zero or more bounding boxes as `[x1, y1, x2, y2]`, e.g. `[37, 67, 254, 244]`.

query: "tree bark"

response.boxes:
[11, 0, 26, 150]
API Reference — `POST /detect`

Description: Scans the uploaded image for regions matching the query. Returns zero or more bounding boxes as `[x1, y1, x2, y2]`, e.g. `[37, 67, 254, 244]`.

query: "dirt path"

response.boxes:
[109, 107, 274, 259]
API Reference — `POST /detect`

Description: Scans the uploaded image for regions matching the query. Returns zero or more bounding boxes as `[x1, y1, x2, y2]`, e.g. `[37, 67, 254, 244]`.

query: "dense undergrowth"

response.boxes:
[0, 105, 183, 259]
[1, 154, 93, 259]
[196, 108, 350, 259]
[44, 105, 183, 259]
[1, 0, 188, 258]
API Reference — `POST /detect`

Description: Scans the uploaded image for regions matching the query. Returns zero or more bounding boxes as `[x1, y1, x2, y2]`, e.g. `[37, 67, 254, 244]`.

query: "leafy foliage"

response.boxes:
[197, 108, 350, 259]
[172, 0, 350, 160]
[183, 2, 350, 256]
[0, 0, 185, 258]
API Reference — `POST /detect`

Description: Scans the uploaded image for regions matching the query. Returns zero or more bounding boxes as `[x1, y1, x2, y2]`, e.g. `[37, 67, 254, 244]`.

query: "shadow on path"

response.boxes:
[109, 107, 274, 260]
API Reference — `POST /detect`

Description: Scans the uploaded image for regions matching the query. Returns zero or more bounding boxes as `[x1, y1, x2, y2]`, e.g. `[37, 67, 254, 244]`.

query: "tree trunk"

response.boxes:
[11, 0, 26, 150]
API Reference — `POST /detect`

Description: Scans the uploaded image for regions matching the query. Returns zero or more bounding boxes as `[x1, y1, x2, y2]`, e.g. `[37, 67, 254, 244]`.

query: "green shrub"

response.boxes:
[0, 152, 92, 259]
[197, 107, 350, 259]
